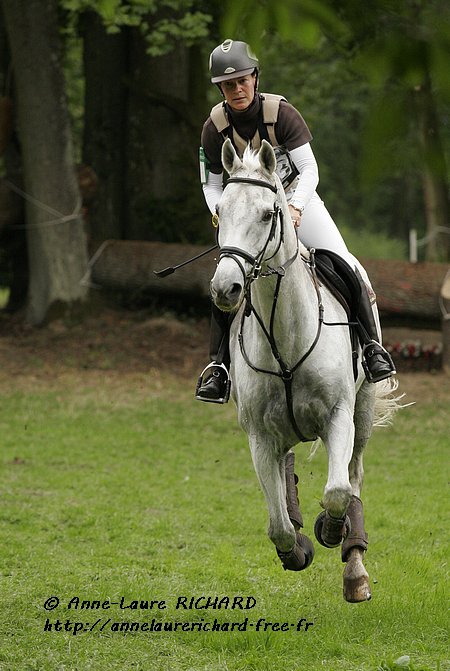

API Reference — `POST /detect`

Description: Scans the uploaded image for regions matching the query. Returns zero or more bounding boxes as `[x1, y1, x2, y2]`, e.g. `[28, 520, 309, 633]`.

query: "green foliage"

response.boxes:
[221, 0, 348, 51]
[61, 0, 156, 28]
[142, 11, 212, 57]
[0, 287, 9, 308]
[220, 0, 449, 254]
[60, 0, 212, 54]
[259, 35, 416, 249]
[56, 0, 448, 251]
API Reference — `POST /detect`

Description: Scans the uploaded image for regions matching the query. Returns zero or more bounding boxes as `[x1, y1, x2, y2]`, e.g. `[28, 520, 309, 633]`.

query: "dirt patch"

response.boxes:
[0, 307, 209, 381]
[0, 307, 446, 399]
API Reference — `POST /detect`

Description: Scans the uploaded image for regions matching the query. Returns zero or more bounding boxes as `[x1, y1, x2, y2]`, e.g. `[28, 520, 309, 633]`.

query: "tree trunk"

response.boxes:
[0, 6, 28, 311]
[125, 30, 208, 242]
[81, 11, 128, 242]
[1, 0, 88, 324]
[80, 14, 209, 246]
[414, 69, 450, 262]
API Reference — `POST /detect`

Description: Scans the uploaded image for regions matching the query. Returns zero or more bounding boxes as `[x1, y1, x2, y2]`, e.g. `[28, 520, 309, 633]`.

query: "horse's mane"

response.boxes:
[241, 145, 262, 172]
[241, 145, 283, 192]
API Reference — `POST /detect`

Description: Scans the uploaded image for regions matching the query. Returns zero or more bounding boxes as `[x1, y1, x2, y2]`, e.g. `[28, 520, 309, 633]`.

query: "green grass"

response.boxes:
[0, 373, 448, 671]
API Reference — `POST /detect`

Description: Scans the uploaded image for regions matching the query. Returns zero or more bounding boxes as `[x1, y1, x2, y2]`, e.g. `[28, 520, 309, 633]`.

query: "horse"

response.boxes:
[209, 138, 400, 602]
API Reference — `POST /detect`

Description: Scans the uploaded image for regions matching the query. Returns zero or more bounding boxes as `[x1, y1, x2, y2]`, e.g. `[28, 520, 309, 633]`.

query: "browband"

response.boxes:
[225, 177, 278, 194]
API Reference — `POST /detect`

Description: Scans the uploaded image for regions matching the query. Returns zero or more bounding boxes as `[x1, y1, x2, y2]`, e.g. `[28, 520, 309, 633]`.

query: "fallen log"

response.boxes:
[88, 240, 215, 299]
[89, 240, 449, 321]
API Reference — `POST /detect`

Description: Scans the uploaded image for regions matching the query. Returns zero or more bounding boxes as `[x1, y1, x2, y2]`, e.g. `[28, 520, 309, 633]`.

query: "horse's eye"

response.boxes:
[262, 210, 274, 223]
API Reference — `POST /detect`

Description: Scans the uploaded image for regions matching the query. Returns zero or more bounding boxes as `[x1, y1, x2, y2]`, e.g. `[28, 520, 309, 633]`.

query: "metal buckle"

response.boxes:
[253, 263, 261, 279]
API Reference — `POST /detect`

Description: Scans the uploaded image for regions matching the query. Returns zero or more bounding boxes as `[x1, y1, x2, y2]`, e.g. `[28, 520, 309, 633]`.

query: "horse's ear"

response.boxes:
[259, 140, 276, 175]
[222, 138, 242, 174]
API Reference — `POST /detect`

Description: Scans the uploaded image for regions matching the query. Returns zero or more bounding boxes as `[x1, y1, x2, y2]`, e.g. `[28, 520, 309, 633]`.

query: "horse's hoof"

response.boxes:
[277, 532, 315, 571]
[314, 510, 351, 548]
[343, 575, 372, 603]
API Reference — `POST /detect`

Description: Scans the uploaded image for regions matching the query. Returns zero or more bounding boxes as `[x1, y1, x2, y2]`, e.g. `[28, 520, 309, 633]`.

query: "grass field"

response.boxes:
[0, 328, 448, 671]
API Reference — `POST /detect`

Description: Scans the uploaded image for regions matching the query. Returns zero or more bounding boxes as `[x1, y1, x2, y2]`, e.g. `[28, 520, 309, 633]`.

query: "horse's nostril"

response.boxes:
[229, 283, 242, 299]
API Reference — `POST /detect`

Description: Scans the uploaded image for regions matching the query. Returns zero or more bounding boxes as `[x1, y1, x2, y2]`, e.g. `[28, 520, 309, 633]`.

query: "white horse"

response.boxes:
[210, 138, 400, 602]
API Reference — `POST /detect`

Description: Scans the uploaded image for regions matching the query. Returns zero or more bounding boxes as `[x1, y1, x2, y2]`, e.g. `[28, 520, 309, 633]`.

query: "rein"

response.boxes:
[239, 251, 323, 443]
[219, 176, 324, 443]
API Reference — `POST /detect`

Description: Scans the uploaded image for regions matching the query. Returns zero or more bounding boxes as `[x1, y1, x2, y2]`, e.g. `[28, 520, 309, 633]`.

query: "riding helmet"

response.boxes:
[209, 39, 259, 84]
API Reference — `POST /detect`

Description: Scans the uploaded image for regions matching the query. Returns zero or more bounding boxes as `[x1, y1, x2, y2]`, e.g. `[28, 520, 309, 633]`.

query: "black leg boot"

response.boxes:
[195, 305, 231, 403]
[355, 273, 396, 383]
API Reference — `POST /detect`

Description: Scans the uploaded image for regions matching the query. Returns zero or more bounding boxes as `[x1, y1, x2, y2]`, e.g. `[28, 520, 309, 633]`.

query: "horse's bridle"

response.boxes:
[216, 176, 324, 443]
[218, 177, 290, 283]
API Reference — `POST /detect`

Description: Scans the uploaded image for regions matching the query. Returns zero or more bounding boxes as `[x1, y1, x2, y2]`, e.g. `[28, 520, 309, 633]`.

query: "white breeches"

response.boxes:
[293, 192, 382, 339]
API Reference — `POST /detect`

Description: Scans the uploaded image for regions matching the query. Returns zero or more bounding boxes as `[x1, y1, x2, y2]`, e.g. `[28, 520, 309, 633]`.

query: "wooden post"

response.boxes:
[441, 272, 450, 372]
[443, 318, 450, 372]
[409, 229, 418, 264]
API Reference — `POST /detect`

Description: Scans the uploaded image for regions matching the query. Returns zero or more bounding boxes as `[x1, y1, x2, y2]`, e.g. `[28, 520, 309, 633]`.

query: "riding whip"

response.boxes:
[153, 244, 218, 278]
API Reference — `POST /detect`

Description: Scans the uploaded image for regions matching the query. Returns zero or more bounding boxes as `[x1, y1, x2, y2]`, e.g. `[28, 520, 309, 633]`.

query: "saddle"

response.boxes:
[312, 249, 362, 379]
[313, 249, 361, 320]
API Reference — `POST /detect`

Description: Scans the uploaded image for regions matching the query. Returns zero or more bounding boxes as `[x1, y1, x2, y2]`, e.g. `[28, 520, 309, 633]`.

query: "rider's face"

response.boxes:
[220, 74, 256, 111]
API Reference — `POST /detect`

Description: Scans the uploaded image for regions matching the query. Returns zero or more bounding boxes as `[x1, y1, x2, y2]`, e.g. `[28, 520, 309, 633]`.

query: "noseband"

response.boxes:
[218, 177, 286, 282]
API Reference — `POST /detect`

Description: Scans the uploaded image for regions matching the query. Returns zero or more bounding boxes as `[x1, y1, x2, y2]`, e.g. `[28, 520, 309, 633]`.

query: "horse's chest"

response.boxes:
[235, 373, 337, 441]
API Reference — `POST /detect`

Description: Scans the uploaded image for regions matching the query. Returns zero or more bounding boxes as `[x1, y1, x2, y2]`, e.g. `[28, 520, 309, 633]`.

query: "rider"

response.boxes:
[196, 39, 395, 403]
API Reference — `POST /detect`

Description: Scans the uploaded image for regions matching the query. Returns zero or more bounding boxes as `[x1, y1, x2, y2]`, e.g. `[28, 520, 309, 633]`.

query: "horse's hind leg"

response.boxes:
[342, 495, 370, 602]
[250, 442, 313, 572]
[343, 382, 374, 603]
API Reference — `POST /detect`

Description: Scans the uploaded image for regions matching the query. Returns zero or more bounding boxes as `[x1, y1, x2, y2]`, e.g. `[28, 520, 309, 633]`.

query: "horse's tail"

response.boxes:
[373, 377, 410, 427]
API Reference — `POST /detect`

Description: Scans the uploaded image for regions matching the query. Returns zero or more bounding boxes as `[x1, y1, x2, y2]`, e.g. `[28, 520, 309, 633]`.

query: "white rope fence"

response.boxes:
[79, 239, 115, 289]
[1, 178, 82, 229]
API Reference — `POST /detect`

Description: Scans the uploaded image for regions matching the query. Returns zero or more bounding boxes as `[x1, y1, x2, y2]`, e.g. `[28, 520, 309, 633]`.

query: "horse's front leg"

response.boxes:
[314, 404, 354, 548]
[249, 439, 314, 572]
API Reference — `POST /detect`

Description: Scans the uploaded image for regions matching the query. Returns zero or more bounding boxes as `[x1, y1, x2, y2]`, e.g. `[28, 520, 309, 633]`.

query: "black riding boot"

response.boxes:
[356, 274, 396, 383]
[195, 305, 231, 403]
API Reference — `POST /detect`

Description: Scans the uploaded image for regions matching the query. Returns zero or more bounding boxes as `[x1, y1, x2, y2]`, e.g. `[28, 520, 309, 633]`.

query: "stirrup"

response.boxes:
[195, 362, 231, 404]
[362, 341, 396, 383]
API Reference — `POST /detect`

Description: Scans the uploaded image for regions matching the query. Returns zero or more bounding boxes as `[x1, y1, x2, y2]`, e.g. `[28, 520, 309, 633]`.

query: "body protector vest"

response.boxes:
[209, 93, 299, 190]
